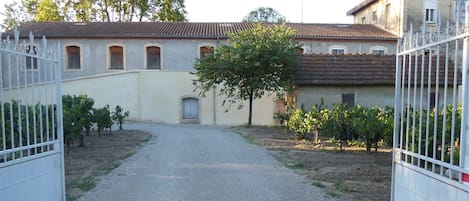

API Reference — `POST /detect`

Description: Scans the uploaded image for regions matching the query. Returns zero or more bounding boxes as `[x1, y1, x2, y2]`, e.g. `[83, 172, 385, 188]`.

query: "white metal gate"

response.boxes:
[392, 5, 469, 200]
[0, 30, 65, 201]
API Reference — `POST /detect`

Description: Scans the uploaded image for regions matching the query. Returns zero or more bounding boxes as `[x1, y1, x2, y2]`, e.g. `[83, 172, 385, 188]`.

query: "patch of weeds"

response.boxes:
[312, 181, 325, 188]
[232, 129, 259, 145]
[66, 195, 80, 201]
[78, 176, 95, 191]
[284, 162, 305, 169]
[327, 191, 339, 197]
[108, 162, 121, 171]
[144, 135, 152, 143]
[334, 181, 356, 193]
[241, 134, 258, 145]
[122, 151, 135, 159]
[101, 162, 121, 175]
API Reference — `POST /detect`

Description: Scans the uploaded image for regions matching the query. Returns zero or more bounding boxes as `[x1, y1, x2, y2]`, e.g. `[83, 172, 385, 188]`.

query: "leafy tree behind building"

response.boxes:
[243, 7, 287, 23]
[1, 0, 188, 30]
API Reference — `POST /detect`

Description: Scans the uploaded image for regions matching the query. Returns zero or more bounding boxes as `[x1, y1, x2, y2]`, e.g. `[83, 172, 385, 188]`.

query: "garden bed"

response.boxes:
[234, 126, 392, 201]
[64, 129, 151, 201]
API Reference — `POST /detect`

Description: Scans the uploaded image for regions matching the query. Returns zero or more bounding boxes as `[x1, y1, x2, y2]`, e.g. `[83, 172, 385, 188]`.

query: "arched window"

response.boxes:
[66, 45, 81, 70]
[25, 45, 38, 70]
[182, 97, 199, 119]
[146, 46, 161, 69]
[199, 46, 214, 59]
[108, 45, 124, 70]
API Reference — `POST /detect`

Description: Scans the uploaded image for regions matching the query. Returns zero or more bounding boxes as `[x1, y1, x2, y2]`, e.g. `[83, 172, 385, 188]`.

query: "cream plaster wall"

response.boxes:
[297, 85, 459, 111]
[61, 71, 276, 126]
[297, 86, 395, 109]
[63, 72, 141, 119]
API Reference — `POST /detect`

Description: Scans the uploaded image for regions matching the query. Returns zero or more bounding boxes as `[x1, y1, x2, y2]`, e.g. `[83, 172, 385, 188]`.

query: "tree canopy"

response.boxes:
[193, 24, 300, 126]
[35, 0, 63, 21]
[243, 7, 287, 23]
[1, 0, 188, 30]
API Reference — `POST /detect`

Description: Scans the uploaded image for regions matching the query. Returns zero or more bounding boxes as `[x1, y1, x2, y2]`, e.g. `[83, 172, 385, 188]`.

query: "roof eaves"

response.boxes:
[297, 35, 397, 41]
[295, 82, 394, 86]
[346, 0, 379, 15]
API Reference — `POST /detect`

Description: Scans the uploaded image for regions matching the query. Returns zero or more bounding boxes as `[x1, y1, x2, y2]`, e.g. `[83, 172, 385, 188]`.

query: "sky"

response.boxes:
[184, 0, 363, 23]
[0, 0, 363, 24]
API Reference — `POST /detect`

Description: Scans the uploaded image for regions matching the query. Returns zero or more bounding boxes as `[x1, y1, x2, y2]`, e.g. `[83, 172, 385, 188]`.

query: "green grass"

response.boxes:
[284, 162, 305, 169]
[312, 181, 325, 188]
[327, 191, 339, 197]
[121, 151, 135, 159]
[78, 176, 95, 191]
[241, 134, 258, 145]
[66, 195, 80, 201]
[334, 181, 356, 193]
[231, 129, 259, 145]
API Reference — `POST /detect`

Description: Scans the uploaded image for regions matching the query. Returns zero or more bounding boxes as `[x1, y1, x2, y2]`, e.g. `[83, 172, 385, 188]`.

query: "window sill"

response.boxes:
[64, 68, 83, 72]
[180, 118, 200, 124]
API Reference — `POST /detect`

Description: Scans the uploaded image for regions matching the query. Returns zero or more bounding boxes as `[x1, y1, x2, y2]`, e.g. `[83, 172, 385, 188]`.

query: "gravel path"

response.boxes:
[78, 123, 338, 201]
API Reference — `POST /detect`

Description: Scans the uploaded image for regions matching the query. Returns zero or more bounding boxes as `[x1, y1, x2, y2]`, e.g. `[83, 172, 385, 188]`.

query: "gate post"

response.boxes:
[461, 0, 469, 185]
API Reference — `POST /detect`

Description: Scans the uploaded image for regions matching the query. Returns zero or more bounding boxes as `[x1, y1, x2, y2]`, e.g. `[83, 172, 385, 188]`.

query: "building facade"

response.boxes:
[5, 22, 397, 125]
[347, 0, 465, 37]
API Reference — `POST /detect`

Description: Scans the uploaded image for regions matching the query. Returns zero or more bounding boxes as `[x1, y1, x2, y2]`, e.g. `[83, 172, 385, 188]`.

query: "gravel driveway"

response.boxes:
[78, 123, 338, 201]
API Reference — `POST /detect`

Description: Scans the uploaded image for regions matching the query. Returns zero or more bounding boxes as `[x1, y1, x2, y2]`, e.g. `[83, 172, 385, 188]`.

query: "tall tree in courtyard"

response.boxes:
[152, 0, 187, 21]
[35, 0, 63, 21]
[243, 7, 287, 23]
[193, 24, 299, 126]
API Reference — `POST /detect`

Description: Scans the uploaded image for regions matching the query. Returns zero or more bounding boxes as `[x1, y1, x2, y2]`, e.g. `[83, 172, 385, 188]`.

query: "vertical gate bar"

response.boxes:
[24, 39, 30, 156]
[461, 0, 469, 184]
[39, 36, 46, 149]
[30, 34, 37, 154]
[433, 44, 441, 173]
[0, 33, 5, 162]
[400, 54, 407, 151]
[425, 47, 433, 170]
[406, 51, 413, 162]
[51, 55, 55, 141]
[418, 48, 426, 167]
[412, 49, 418, 164]
[450, 38, 459, 180]
[405, 29, 413, 160]
[44, 57, 50, 144]
[440, 36, 450, 176]
[7, 36, 15, 160]
[55, 41, 66, 201]
[16, 41, 23, 158]
[391, 42, 403, 201]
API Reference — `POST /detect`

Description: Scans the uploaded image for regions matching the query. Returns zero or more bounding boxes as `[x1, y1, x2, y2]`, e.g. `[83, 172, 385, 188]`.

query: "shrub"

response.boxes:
[112, 105, 129, 130]
[288, 108, 307, 139]
[94, 105, 113, 136]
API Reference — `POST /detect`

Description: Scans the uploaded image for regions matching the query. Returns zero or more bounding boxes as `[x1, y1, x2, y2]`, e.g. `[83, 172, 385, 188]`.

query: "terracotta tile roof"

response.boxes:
[5, 22, 397, 40]
[346, 0, 379, 15]
[295, 54, 461, 86]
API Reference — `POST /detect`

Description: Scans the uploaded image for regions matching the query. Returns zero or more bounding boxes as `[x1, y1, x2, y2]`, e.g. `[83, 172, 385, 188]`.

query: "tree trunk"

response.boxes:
[78, 134, 85, 147]
[366, 133, 371, 152]
[104, 0, 111, 22]
[248, 92, 253, 127]
[314, 129, 319, 144]
[119, 121, 123, 130]
[375, 140, 379, 152]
